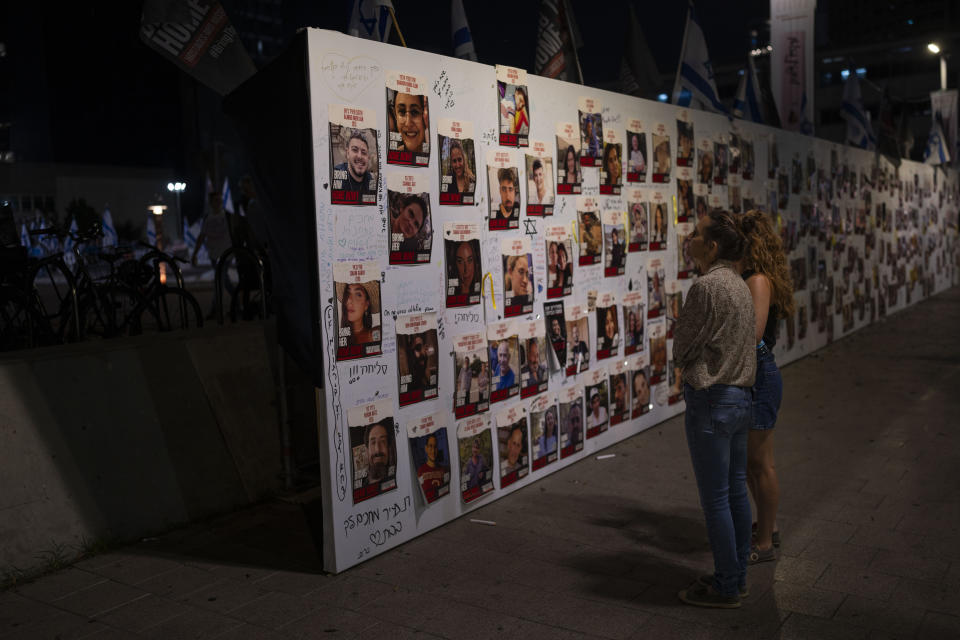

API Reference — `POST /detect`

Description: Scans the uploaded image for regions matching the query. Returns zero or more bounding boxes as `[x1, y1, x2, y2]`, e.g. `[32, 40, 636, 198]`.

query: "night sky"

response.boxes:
[12, 0, 769, 170]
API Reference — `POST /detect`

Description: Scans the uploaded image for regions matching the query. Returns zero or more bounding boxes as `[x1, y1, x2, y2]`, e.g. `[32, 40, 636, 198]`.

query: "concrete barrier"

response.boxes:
[0, 322, 283, 576]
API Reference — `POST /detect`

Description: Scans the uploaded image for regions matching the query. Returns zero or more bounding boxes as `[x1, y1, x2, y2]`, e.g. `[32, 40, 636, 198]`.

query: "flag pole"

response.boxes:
[671, 2, 692, 104]
[388, 6, 407, 47]
[562, 0, 584, 84]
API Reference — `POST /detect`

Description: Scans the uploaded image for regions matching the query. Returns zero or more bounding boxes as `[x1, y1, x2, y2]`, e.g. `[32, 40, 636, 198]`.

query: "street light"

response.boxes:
[928, 42, 947, 90]
[166, 181, 186, 238]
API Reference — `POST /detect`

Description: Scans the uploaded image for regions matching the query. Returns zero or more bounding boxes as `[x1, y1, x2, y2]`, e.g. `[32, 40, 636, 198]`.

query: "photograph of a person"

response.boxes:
[600, 138, 622, 195]
[438, 120, 477, 205]
[651, 130, 671, 183]
[530, 397, 558, 470]
[502, 236, 534, 317]
[453, 331, 490, 419]
[585, 376, 609, 439]
[667, 359, 683, 404]
[647, 261, 666, 318]
[676, 119, 694, 167]
[648, 320, 666, 383]
[697, 143, 714, 187]
[609, 368, 629, 426]
[559, 388, 583, 457]
[526, 150, 555, 214]
[626, 128, 646, 183]
[629, 199, 648, 252]
[546, 230, 573, 298]
[387, 175, 432, 265]
[768, 137, 779, 179]
[741, 138, 754, 180]
[497, 65, 529, 147]
[565, 310, 590, 376]
[596, 300, 620, 360]
[677, 221, 696, 278]
[458, 417, 494, 504]
[329, 104, 378, 206]
[348, 399, 397, 504]
[623, 296, 644, 355]
[544, 300, 567, 370]
[666, 286, 683, 338]
[334, 261, 381, 361]
[408, 414, 450, 504]
[488, 158, 521, 230]
[578, 204, 602, 266]
[396, 312, 438, 407]
[444, 223, 482, 307]
[556, 123, 582, 194]
[631, 364, 651, 417]
[488, 322, 520, 404]
[729, 133, 742, 175]
[714, 141, 728, 185]
[677, 177, 694, 222]
[649, 200, 668, 250]
[603, 213, 626, 277]
[497, 407, 529, 488]
[579, 101, 603, 166]
[520, 332, 549, 398]
[386, 72, 429, 166]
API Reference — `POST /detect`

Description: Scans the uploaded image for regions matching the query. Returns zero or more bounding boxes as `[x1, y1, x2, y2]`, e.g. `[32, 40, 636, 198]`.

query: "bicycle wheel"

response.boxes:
[29, 257, 78, 342]
[137, 287, 203, 332]
[0, 284, 53, 351]
[81, 285, 143, 338]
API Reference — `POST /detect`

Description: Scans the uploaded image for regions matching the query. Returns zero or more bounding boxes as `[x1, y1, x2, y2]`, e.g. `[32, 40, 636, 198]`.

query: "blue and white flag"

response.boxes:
[347, 0, 394, 42]
[672, 1, 727, 114]
[101, 206, 118, 248]
[841, 73, 876, 150]
[924, 118, 951, 165]
[222, 176, 235, 215]
[733, 55, 764, 124]
[146, 214, 157, 247]
[451, 0, 477, 61]
[63, 218, 79, 269]
[19, 223, 30, 249]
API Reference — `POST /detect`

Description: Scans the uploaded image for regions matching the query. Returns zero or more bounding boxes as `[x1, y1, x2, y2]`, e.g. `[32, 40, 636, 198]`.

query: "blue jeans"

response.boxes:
[683, 383, 753, 597]
[752, 347, 783, 430]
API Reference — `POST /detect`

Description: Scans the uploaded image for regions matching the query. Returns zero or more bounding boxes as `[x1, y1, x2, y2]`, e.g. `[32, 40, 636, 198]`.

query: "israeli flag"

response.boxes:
[451, 0, 477, 61]
[146, 214, 157, 247]
[733, 56, 764, 124]
[347, 0, 394, 42]
[102, 206, 118, 248]
[841, 73, 876, 150]
[672, 1, 727, 115]
[222, 176, 235, 215]
[63, 218, 79, 270]
[19, 223, 30, 249]
[924, 119, 951, 165]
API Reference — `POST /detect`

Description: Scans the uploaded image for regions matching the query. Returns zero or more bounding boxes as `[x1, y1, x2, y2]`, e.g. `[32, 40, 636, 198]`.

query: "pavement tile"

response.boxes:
[814, 565, 901, 600]
[13, 568, 107, 603]
[889, 577, 960, 617]
[354, 621, 447, 639]
[277, 604, 380, 638]
[178, 577, 269, 614]
[94, 593, 186, 633]
[301, 575, 399, 610]
[53, 580, 151, 618]
[848, 525, 928, 555]
[769, 581, 846, 618]
[628, 615, 737, 640]
[776, 612, 869, 639]
[517, 591, 652, 639]
[774, 556, 829, 587]
[229, 591, 319, 629]
[136, 564, 220, 599]
[1, 609, 106, 640]
[916, 610, 960, 639]
[783, 518, 858, 544]
[831, 594, 925, 636]
[84, 627, 142, 639]
[205, 623, 289, 639]
[252, 569, 330, 596]
[798, 539, 878, 569]
[141, 604, 244, 639]
[0, 592, 64, 634]
[76, 553, 182, 586]
[867, 547, 947, 582]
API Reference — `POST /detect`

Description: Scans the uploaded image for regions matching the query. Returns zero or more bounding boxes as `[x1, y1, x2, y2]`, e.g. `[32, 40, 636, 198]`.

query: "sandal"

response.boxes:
[751, 522, 781, 548]
[748, 544, 776, 564]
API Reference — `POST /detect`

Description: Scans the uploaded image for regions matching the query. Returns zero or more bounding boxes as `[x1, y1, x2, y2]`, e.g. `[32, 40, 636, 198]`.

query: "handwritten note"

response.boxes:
[319, 52, 382, 102]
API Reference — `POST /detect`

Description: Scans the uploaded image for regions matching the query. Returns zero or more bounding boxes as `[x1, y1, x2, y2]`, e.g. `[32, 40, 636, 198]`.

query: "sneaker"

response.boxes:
[697, 574, 749, 598]
[678, 583, 741, 609]
[748, 544, 776, 564]
[751, 522, 781, 548]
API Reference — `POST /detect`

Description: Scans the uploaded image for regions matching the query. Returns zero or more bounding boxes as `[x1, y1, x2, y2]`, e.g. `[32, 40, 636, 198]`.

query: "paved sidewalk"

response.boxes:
[2, 288, 959, 639]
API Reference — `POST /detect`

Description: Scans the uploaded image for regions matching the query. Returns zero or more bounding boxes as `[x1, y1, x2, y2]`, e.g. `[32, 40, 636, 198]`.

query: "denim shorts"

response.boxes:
[752, 346, 783, 431]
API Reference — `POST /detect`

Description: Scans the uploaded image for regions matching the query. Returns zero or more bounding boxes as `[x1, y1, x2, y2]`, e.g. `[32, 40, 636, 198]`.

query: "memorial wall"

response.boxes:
[304, 29, 958, 572]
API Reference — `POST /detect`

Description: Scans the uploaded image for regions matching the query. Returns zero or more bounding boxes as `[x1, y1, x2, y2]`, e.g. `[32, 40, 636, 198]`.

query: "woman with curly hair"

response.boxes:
[737, 209, 795, 564]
